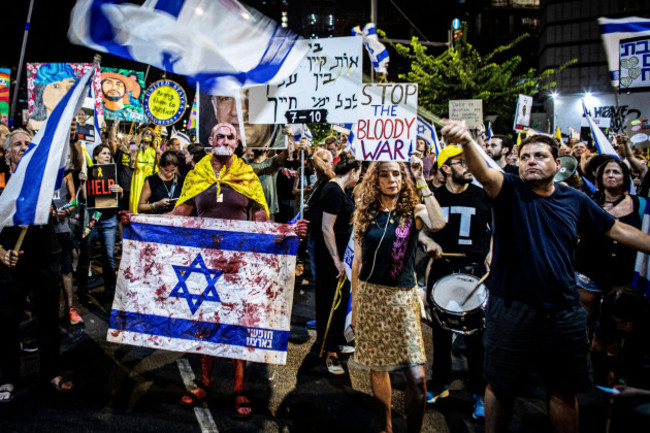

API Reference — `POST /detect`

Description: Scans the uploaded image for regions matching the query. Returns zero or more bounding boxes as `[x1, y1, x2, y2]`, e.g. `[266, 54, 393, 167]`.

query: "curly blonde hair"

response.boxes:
[353, 161, 420, 243]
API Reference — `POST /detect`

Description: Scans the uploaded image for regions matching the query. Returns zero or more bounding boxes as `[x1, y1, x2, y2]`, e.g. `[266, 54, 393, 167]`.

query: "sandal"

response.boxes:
[233, 390, 253, 419]
[51, 376, 74, 393]
[180, 379, 211, 407]
[0, 383, 14, 403]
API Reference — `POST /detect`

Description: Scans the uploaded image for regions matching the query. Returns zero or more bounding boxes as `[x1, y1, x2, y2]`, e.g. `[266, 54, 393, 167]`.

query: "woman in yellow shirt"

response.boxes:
[129, 127, 158, 213]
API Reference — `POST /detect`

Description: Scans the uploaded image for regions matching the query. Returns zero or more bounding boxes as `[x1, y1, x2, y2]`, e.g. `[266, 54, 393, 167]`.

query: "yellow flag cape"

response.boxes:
[176, 154, 269, 217]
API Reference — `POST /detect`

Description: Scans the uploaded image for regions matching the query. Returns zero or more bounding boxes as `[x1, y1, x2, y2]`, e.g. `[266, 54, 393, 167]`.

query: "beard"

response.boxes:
[212, 145, 234, 156]
[452, 171, 473, 184]
[104, 93, 123, 102]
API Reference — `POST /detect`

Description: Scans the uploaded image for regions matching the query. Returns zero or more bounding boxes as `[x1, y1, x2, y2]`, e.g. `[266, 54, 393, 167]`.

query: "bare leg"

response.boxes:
[548, 389, 578, 433]
[62, 272, 73, 308]
[370, 370, 393, 433]
[180, 355, 214, 405]
[485, 384, 512, 433]
[232, 358, 251, 417]
[404, 365, 427, 433]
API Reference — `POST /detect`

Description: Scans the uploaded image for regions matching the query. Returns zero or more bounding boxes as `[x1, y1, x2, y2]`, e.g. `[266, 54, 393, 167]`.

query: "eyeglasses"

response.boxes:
[215, 134, 235, 140]
[448, 160, 467, 167]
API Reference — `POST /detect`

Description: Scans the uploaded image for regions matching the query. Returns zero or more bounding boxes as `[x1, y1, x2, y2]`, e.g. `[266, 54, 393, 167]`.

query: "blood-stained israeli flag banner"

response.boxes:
[108, 214, 299, 365]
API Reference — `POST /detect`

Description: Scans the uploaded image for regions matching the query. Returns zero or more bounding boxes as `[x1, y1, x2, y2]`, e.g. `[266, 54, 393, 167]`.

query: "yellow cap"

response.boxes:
[437, 144, 463, 168]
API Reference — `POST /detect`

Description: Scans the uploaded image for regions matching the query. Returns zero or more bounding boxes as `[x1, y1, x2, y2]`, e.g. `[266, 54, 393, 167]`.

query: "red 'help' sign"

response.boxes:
[86, 163, 119, 209]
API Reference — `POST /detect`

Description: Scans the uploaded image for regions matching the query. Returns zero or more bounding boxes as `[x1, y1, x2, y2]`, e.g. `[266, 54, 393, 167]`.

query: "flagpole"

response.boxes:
[9, 0, 35, 126]
[299, 149, 305, 219]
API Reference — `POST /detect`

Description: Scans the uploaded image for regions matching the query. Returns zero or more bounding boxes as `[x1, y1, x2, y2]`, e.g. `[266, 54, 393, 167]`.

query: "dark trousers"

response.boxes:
[314, 240, 350, 354]
[427, 259, 486, 394]
[0, 258, 62, 384]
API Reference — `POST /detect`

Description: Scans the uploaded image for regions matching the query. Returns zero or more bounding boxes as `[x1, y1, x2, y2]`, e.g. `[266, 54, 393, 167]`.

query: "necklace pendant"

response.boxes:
[390, 219, 395, 224]
[216, 193, 224, 203]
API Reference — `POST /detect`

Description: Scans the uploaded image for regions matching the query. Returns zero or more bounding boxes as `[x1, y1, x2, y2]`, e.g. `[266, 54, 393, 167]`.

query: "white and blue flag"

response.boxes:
[598, 16, 650, 88]
[582, 99, 619, 159]
[68, 0, 309, 94]
[109, 214, 299, 364]
[0, 66, 94, 227]
[351, 23, 389, 74]
[417, 116, 441, 156]
[287, 123, 313, 142]
[633, 199, 650, 298]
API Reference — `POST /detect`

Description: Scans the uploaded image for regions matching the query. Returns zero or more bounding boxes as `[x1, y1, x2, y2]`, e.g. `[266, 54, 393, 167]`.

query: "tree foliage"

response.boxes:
[383, 23, 577, 134]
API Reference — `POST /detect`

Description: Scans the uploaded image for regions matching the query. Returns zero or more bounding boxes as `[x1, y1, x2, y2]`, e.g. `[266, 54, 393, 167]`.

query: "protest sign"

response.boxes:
[513, 94, 533, 130]
[249, 37, 363, 124]
[449, 99, 483, 129]
[198, 89, 285, 149]
[619, 36, 650, 91]
[0, 68, 9, 124]
[143, 80, 187, 126]
[353, 83, 418, 162]
[627, 118, 650, 149]
[109, 214, 299, 364]
[100, 67, 146, 122]
[86, 163, 118, 209]
[27, 63, 102, 131]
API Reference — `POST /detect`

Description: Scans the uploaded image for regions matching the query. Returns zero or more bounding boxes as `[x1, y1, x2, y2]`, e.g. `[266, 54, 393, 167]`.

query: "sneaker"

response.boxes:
[472, 394, 485, 419]
[339, 345, 355, 354]
[426, 385, 450, 404]
[326, 356, 345, 375]
[306, 320, 317, 330]
[69, 307, 83, 325]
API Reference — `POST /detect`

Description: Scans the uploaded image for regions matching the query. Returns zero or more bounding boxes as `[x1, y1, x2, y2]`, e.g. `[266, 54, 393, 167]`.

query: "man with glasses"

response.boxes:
[419, 144, 492, 419]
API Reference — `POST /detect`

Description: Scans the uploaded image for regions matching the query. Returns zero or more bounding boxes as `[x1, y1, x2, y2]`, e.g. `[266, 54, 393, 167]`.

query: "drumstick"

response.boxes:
[441, 253, 466, 258]
[460, 270, 490, 306]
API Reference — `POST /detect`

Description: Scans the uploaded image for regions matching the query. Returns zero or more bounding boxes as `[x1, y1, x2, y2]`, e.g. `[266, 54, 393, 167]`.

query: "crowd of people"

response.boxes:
[0, 112, 649, 433]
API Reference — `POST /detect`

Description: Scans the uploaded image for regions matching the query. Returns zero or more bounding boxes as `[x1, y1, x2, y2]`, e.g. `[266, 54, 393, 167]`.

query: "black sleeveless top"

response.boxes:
[146, 174, 183, 214]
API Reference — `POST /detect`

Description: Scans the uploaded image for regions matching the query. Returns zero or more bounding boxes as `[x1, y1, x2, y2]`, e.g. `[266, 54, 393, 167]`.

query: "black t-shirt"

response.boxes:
[115, 149, 133, 192]
[360, 213, 419, 288]
[307, 179, 327, 239]
[146, 173, 184, 213]
[488, 173, 616, 309]
[429, 183, 492, 262]
[504, 164, 519, 175]
[277, 160, 300, 202]
[316, 181, 355, 254]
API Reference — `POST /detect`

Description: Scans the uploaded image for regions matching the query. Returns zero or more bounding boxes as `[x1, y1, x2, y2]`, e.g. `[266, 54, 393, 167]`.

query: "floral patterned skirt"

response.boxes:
[353, 281, 426, 371]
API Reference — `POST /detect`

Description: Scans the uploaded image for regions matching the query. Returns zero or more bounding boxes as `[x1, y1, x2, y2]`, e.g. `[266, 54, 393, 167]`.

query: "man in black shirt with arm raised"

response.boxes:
[441, 120, 650, 433]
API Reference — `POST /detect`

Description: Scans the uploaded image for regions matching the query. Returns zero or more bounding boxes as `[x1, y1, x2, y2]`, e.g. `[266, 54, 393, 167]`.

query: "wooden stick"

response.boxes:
[13, 226, 28, 251]
[460, 270, 490, 306]
[441, 252, 466, 258]
[319, 275, 345, 358]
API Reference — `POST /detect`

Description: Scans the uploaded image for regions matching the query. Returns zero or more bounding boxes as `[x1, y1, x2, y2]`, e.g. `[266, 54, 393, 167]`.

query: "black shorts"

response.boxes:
[56, 232, 74, 274]
[483, 296, 590, 397]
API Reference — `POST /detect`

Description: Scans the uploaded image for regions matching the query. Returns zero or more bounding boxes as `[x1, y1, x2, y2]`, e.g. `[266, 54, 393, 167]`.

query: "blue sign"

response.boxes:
[452, 18, 461, 30]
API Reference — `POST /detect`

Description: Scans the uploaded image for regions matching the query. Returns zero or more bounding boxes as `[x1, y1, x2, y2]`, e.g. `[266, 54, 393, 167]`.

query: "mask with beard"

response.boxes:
[212, 146, 234, 156]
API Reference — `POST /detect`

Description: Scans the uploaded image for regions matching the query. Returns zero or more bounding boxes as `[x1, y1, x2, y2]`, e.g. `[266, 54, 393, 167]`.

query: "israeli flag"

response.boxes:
[343, 234, 355, 342]
[351, 23, 389, 74]
[487, 122, 493, 141]
[417, 116, 441, 156]
[110, 214, 299, 364]
[598, 16, 650, 88]
[68, 0, 309, 94]
[582, 99, 619, 159]
[0, 67, 93, 227]
[287, 123, 313, 142]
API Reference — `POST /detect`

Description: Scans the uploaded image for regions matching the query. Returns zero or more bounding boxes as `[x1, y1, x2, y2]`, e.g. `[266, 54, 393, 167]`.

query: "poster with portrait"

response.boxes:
[27, 63, 102, 131]
[198, 88, 285, 150]
[100, 67, 146, 122]
[513, 94, 533, 130]
[76, 97, 96, 143]
[0, 68, 10, 124]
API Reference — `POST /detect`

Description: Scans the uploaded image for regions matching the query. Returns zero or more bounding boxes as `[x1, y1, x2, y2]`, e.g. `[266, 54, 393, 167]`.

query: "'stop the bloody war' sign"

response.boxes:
[354, 83, 418, 162]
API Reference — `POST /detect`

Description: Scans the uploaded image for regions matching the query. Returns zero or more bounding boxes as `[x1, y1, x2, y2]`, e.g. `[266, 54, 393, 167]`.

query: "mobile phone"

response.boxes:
[169, 198, 179, 203]
[596, 385, 620, 394]
[130, 141, 136, 151]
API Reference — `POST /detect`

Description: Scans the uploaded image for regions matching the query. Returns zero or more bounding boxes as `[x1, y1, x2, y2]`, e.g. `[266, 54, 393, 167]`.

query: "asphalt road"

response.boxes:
[0, 272, 614, 433]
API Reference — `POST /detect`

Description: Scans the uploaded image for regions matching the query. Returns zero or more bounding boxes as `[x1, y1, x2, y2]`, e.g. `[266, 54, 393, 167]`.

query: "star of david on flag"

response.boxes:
[171, 254, 223, 314]
[108, 214, 299, 365]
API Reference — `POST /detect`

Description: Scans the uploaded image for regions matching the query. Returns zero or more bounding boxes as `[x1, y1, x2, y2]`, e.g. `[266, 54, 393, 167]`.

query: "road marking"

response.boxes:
[176, 358, 219, 433]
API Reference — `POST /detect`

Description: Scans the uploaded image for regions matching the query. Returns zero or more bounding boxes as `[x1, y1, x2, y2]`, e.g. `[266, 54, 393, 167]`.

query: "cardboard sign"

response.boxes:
[619, 36, 650, 91]
[144, 80, 187, 126]
[449, 99, 483, 129]
[627, 118, 650, 149]
[513, 94, 533, 130]
[353, 83, 418, 162]
[249, 37, 363, 124]
[86, 163, 119, 209]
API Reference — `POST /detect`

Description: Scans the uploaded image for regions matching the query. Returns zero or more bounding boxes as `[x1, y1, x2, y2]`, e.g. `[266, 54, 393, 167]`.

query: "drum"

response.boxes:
[430, 273, 488, 335]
